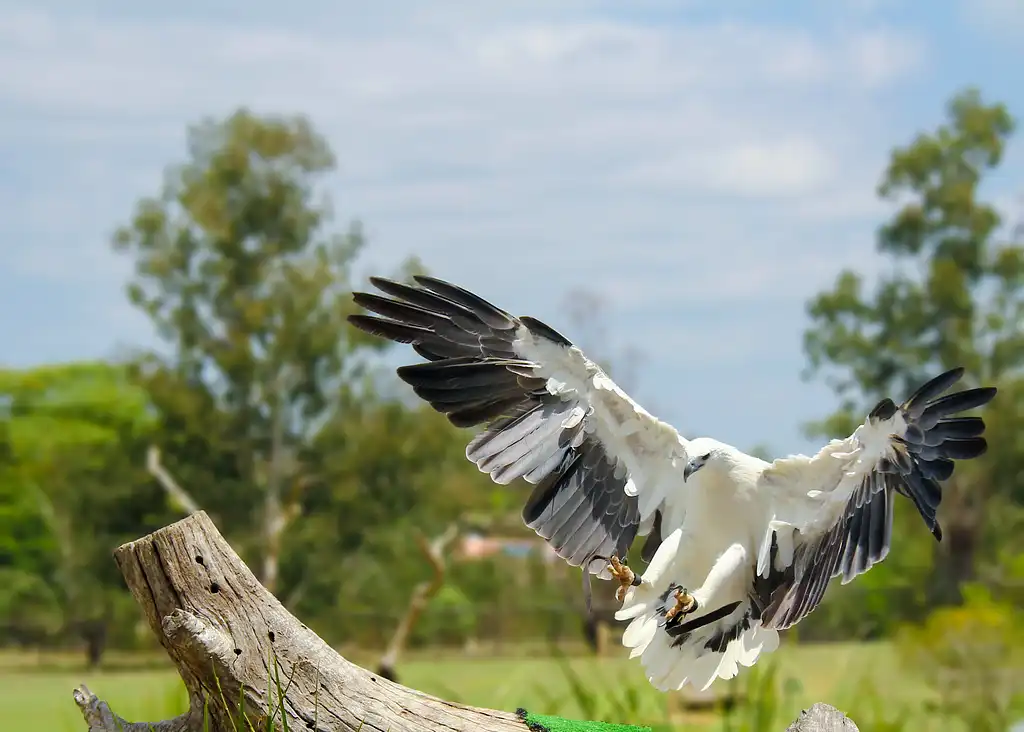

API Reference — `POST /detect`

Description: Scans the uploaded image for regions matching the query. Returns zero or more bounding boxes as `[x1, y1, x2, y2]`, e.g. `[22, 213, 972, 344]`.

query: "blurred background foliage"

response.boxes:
[1, 88, 1023, 730]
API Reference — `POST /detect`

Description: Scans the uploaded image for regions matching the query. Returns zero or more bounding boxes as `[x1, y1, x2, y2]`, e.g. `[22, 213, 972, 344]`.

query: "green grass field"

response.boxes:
[0, 642, 931, 731]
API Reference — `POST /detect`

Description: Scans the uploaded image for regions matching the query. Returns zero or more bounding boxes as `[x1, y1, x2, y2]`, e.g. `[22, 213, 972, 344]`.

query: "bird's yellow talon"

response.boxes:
[607, 555, 636, 604]
[664, 588, 697, 622]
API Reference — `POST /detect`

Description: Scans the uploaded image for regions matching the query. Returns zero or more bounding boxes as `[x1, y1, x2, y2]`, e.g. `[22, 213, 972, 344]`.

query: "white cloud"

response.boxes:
[613, 136, 837, 197]
[0, 1, 934, 452]
[0, 4, 924, 284]
[711, 138, 838, 197]
[965, 0, 1024, 40]
[843, 28, 926, 88]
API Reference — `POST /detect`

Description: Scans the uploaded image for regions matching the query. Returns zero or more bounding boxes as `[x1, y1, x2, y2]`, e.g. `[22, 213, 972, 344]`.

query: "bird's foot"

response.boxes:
[664, 588, 698, 623]
[608, 555, 639, 603]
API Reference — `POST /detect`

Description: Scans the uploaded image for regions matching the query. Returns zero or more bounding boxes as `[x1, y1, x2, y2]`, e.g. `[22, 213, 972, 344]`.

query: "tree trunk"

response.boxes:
[81, 619, 108, 670]
[71, 511, 858, 732]
[928, 488, 980, 607]
[261, 375, 287, 596]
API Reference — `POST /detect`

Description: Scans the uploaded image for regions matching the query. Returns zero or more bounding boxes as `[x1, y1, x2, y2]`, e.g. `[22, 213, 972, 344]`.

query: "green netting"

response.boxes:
[515, 707, 653, 732]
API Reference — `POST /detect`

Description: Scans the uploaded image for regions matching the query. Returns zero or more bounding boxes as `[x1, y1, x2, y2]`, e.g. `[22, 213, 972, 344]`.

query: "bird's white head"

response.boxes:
[682, 437, 744, 482]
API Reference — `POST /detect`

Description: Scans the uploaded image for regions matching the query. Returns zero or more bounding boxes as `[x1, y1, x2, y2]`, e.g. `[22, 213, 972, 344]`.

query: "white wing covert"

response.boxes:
[347, 275, 691, 582]
[757, 367, 996, 630]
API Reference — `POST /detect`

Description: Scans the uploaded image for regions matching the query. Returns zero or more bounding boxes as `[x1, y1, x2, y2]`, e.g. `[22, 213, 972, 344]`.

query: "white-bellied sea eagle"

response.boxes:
[347, 275, 997, 691]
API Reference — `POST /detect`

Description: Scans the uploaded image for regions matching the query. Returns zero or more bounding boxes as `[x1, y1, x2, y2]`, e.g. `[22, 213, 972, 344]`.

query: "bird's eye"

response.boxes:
[701, 452, 712, 462]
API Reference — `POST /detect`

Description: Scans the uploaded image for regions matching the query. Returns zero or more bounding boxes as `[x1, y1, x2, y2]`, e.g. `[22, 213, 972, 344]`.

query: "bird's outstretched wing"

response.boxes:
[756, 367, 996, 630]
[347, 275, 690, 583]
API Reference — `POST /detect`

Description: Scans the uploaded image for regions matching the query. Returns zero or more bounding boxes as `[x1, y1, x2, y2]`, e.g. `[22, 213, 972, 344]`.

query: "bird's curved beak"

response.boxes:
[683, 459, 698, 482]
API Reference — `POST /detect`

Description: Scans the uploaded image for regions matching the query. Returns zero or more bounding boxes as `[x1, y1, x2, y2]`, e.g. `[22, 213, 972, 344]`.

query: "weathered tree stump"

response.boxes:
[71, 511, 858, 732]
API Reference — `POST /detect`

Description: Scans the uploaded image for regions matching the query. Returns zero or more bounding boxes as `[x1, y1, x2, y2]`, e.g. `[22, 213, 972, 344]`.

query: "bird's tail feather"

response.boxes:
[617, 591, 780, 691]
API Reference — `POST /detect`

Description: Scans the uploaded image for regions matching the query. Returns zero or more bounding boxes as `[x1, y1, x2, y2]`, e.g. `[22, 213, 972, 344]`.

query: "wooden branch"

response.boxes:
[71, 511, 858, 732]
[72, 511, 520, 732]
[786, 703, 859, 731]
[147, 446, 203, 515]
[377, 522, 460, 681]
[261, 372, 291, 595]
[74, 684, 197, 732]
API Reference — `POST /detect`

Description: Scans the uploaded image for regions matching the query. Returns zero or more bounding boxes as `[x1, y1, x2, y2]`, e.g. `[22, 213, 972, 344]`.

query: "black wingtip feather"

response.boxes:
[894, 370, 996, 540]
[352, 291, 438, 326]
[412, 275, 516, 330]
[366, 276, 478, 321]
[923, 386, 998, 418]
[347, 313, 428, 343]
[869, 398, 898, 420]
[520, 316, 574, 347]
[940, 436, 988, 460]
[367, 275, 399, 289]
[901, 367, 965, 415]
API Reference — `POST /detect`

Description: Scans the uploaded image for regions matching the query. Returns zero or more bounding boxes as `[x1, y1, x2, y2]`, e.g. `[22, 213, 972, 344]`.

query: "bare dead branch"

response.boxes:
[147, 446, 203, 515]
[378, 522, 461, 680]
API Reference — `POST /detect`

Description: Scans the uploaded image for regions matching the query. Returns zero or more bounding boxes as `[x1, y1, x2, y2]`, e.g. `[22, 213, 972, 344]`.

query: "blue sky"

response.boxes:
[1, 0, 1022, 456]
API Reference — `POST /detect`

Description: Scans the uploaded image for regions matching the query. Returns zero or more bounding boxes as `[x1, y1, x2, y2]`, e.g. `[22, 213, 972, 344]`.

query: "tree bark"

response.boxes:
[71, 511, 858, 732]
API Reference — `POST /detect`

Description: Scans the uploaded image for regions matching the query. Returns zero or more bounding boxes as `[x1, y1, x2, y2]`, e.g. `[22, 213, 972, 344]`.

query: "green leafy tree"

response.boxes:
[802, 88, 1023, 607]
[0, 362, 160, 664]
[111, 109, 415, 594]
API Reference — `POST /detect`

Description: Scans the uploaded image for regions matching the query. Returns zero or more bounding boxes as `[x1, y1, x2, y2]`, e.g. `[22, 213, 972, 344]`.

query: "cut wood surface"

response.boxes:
[71, 511, 859, 732]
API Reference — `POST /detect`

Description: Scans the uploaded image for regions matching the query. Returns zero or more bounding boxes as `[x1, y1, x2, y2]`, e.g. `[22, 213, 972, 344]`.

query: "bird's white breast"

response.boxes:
[669, 472, 768, 596]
